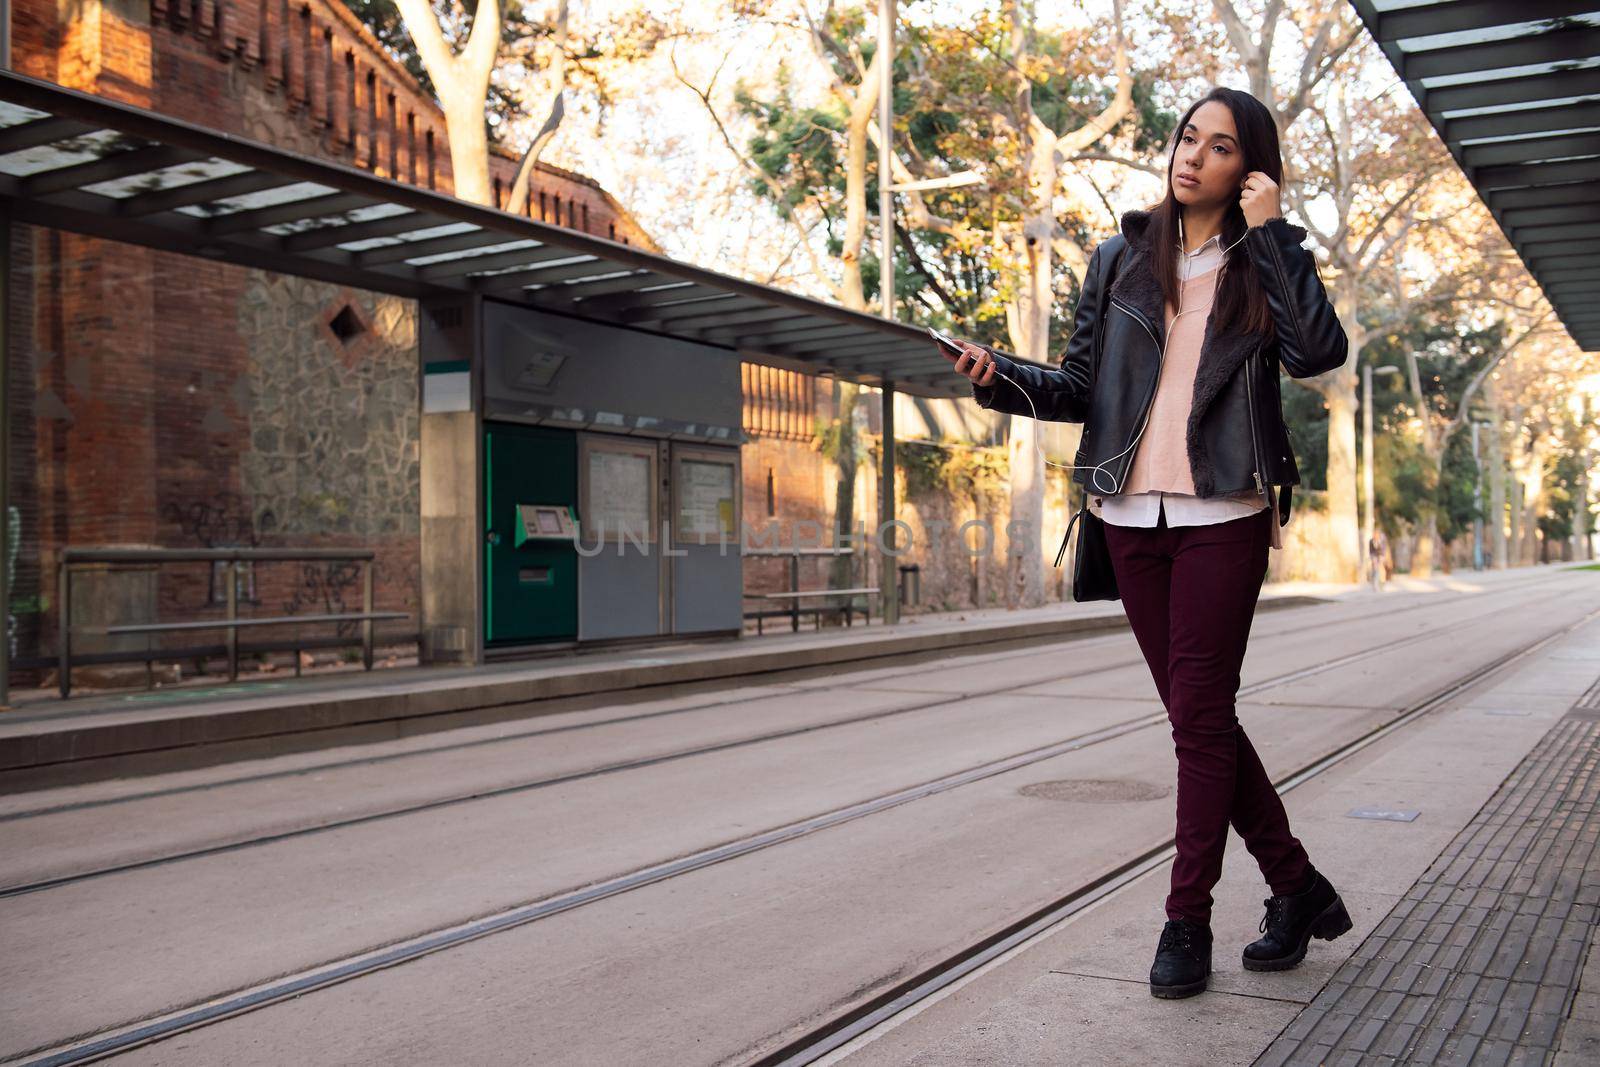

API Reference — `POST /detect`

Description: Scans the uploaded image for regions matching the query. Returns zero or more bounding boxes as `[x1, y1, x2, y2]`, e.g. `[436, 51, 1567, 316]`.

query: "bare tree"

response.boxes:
[393, 0, 569, 206]
[887, 0, 1133, 607]
[1206, 2, 1437, 582]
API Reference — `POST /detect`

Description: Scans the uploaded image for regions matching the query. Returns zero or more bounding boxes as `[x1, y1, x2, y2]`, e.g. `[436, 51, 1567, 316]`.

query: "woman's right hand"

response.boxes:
[948, 340, 998, 387]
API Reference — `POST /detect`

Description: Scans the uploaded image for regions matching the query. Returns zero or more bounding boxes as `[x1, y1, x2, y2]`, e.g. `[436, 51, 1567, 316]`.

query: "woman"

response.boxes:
[944, 87, 1352, 1000]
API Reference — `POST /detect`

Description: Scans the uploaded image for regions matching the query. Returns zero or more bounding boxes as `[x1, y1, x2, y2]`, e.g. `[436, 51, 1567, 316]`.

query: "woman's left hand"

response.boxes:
[1239, 171, 1283, 229]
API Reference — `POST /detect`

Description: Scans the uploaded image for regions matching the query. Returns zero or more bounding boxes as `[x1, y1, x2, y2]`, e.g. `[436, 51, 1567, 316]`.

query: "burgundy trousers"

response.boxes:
[1102, 502, 1311, 926]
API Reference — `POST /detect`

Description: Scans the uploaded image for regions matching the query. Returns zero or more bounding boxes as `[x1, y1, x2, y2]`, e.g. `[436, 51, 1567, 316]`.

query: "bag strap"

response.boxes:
[1055, 503, 1086, 568]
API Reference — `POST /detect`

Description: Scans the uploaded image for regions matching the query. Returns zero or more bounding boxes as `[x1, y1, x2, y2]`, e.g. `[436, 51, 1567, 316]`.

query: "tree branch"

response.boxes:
[670, 40, 843, 303]
[506, 0, 568, 217]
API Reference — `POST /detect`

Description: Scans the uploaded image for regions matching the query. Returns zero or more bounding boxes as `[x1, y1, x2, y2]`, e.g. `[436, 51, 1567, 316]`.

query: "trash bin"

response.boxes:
[898, 563, 921, 606]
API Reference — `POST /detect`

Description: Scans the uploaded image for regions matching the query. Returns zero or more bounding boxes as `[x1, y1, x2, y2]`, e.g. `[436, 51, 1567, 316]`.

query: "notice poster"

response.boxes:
[588, 450, 652, 541]
[678, 459, 736, 540]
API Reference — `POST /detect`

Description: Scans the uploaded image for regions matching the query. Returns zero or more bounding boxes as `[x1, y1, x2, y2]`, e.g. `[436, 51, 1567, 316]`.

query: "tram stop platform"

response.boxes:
[821, 587, 1600, 1067]
[0, 579, 1352, 791]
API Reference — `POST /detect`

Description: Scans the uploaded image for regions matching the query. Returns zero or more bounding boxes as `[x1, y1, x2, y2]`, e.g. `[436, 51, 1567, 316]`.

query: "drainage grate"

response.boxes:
[1345, 806, 1421, 822]
[1017, 779, 1171, 803]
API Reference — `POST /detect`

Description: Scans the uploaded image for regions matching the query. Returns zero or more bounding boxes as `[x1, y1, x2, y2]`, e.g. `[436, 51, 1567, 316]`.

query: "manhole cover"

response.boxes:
[1017, 778, 1171, 803]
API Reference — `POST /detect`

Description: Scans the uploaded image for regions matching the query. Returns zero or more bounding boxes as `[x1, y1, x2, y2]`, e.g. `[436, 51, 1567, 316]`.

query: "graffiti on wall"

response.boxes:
[283, 558, 365, 638]
[161, 491, 278, 606]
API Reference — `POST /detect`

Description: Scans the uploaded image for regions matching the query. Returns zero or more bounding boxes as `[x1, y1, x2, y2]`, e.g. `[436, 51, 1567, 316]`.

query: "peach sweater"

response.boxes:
[1115, 263, 1282, 548]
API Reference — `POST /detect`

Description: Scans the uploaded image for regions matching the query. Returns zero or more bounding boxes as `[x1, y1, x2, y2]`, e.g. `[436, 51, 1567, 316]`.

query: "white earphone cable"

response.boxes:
[978, 215, 1251, 496]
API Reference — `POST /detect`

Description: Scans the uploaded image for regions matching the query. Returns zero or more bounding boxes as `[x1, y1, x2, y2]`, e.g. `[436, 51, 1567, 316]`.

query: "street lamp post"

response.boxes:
[1362, 363, 1401, 582]
[877, 0, 895, 322]
[876, 0, 898, 624]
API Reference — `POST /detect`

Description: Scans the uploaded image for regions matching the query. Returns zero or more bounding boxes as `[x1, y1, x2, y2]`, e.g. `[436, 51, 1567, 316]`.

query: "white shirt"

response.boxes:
[1095, 230, 1270, 529]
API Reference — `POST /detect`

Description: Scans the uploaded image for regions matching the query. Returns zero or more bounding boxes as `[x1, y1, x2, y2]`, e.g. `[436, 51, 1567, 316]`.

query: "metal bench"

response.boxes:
[743, 587, 880, 634]
[55, 547, 411, 698]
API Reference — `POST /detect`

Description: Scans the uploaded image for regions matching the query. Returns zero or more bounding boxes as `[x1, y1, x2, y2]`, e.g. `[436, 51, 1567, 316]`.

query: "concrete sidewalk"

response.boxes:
[826, 584, 1600, 1067]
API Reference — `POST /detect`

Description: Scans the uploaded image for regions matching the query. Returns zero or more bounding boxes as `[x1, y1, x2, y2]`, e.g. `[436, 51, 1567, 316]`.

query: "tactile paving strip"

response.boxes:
[1254, 702, 1600, 1067]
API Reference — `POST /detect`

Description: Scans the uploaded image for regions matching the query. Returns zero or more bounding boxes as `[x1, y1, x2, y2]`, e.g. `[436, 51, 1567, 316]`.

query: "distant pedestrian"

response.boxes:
[944, 87, 1353, 999]
[1368, 527, 1391, 591]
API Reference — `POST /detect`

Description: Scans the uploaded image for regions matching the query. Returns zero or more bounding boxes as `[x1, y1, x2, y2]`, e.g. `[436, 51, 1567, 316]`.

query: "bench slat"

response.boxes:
[757, 587, 879, 600]
[95, 611, 410, 635]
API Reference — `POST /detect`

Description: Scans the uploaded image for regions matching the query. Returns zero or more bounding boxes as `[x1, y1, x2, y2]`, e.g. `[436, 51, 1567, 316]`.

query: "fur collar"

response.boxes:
[1101, 207, 1298, 496]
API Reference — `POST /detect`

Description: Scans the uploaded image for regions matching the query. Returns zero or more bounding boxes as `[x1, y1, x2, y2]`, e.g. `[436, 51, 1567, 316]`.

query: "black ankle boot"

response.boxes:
[1149, 918, 1212, 998]
[1242, 868, 1353, 971]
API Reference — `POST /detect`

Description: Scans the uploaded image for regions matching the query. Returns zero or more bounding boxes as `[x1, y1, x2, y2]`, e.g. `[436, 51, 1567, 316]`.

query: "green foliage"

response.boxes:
[1280, 380, 1328, 492]
[1436, 432, 1482, 544]
[1373, 429, 1432, 532]
[1540, 416, 1596, 545]
[944, 445, 1009, 504]
[898, 440, 1009, 505]
[900, 441, 946, 498]
[815, 416, 857, 467]
[737, 73, 846, 216]
[732, 9, 1158, 351]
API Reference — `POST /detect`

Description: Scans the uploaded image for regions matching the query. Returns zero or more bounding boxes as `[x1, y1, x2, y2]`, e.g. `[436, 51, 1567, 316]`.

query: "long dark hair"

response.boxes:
[1147, 87, 1280, 338]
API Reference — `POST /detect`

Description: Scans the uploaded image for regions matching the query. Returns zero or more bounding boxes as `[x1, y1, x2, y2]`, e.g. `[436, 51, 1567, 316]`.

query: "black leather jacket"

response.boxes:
[970, 210, 1346, 526]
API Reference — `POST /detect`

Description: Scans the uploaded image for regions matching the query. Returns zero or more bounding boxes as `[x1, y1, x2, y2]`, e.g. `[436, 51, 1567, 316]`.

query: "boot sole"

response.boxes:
[1150, 962, 1212, 998]
[1149, 978, 1208, 998]
[1242, 895, 1353, 972]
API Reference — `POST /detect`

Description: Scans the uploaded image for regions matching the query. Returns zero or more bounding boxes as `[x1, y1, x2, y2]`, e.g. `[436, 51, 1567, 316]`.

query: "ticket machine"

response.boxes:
[479, 299, 743, 650]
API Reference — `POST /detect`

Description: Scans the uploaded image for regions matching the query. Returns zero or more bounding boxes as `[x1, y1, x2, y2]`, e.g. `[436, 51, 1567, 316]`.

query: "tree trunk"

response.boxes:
[439, 91, 494, 205]
[1519, 438, 1546, 567]
[392, 0, 501, 207]
[837, 53, 882, 310]
[1312, 283, 1362, 583]
[1577, 454, 1594, 561]
[1000, 175, 1056, 609]
[1323, 371, 1361, 582]
[1488, 428, 1508, 569]
[1507, 475, 1522, 565]
[821, 54, 882, 591]
[1409, 513, 1437, 577]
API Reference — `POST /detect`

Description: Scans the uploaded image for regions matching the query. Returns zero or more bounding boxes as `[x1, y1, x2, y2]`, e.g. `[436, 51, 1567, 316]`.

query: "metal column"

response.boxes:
[1, 208, 9, 707]
[880, 378, 897, 625]
[877, 0, 895, 320]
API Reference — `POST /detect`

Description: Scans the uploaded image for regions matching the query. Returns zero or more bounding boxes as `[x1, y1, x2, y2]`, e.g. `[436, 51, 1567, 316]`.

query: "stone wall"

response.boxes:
[236, 274, 419, 540]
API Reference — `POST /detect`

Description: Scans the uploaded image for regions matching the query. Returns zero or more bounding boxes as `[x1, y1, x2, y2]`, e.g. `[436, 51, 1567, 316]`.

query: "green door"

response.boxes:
[484, 422, 578, 644]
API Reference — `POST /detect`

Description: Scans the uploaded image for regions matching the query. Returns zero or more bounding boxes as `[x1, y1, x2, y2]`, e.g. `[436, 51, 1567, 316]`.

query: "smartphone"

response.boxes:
[928, 326, 967, 359]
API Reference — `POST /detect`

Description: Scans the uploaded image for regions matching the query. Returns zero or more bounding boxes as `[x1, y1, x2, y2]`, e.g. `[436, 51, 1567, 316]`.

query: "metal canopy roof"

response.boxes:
[0, 71, 1033, 400]
[1348, 1, 1600, 353]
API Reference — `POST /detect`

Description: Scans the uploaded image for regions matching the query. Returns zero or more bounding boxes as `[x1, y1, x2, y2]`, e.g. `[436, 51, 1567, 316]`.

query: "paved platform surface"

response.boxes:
[830, 583, 1600, 1067]
[1257, 684, 1600, 1067]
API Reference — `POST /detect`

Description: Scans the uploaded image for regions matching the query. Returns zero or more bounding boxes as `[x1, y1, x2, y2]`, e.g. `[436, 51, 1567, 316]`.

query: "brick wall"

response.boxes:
[5, 0, 651, 685]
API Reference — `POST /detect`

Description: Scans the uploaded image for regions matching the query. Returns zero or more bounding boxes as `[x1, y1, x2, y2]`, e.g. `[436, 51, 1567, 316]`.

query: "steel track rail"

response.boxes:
[750, 604, 1600, 1066]
[0, 579, 1549, 900]
[1, 571, 1561, 824]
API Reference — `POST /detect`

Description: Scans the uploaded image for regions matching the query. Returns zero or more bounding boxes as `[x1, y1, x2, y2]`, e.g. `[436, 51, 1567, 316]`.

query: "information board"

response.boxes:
[678, 459, 736, 540]
[587, 448, 652, 542]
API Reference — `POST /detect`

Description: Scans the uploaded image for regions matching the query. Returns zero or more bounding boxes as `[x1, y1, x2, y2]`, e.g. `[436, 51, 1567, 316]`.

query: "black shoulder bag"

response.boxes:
[1052, 241, 1127, 601]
